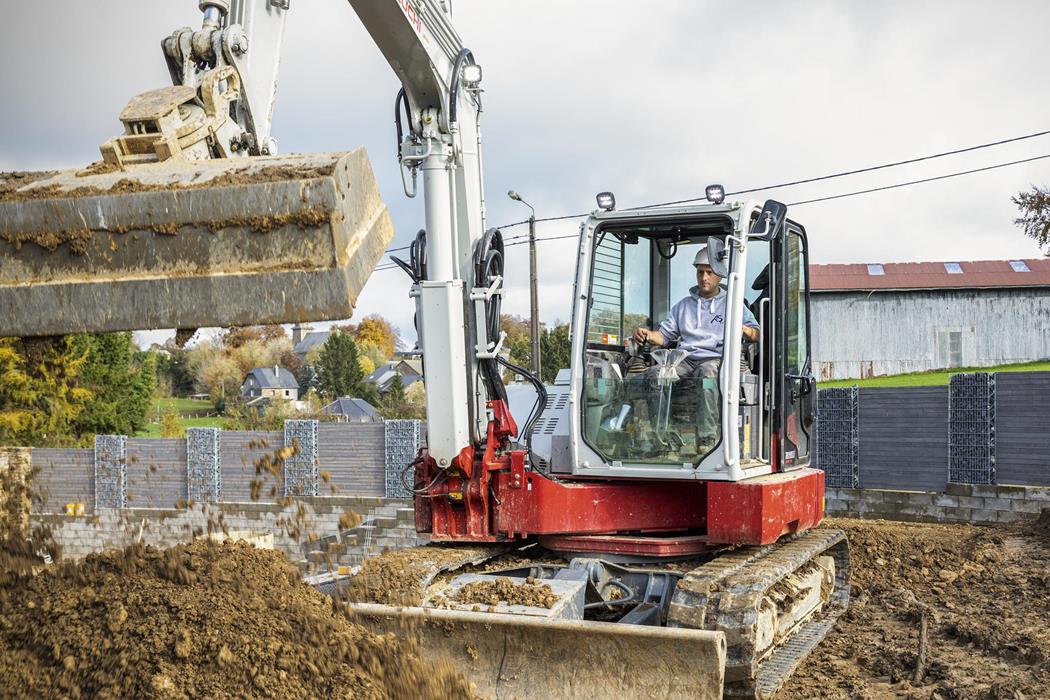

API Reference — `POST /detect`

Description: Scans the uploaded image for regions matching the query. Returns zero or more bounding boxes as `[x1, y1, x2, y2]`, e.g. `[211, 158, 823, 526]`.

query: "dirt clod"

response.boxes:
[452, 578, 558, 609]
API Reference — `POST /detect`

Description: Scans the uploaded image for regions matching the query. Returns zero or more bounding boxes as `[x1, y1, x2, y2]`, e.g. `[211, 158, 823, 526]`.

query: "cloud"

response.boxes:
[3, 0, 1048, 348]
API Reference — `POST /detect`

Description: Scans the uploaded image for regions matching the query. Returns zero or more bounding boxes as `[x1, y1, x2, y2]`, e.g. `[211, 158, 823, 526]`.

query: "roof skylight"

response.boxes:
[944, 262, 963, 274]
[866, 264, 884, 276]
[1009, 260, 1030, 272]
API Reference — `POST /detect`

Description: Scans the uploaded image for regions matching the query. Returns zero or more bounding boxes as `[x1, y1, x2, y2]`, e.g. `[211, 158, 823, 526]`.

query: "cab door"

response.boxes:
[777, 224, 815, 469]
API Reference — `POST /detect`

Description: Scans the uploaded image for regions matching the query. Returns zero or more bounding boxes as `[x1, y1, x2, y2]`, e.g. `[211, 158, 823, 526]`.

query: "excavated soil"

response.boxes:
[450, 578, 557, 609]
[345, 546, 503, 606]
[780, 516, 1050, 700]
[0, 539, 476, 700]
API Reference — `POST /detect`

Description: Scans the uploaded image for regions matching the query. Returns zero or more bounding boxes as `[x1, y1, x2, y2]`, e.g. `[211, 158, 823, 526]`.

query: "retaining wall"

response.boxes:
[30, 496, 426, 573]
[825, 484, 1050, 524]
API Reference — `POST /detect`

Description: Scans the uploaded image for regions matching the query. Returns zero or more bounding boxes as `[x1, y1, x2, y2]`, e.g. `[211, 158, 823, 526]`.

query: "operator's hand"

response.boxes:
[742, 325, 759, 343]
[633, 327, 651, 344]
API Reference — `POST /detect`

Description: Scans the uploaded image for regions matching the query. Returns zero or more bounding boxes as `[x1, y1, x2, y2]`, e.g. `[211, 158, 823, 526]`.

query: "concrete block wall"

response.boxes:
[825, 484, 1050, 524]
[29, 497, 421, 571]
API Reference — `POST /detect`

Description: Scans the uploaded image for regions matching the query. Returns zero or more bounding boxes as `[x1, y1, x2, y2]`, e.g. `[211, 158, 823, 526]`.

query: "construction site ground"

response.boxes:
[2, 490, 1049, 698]
[781, 516, 1050, 700]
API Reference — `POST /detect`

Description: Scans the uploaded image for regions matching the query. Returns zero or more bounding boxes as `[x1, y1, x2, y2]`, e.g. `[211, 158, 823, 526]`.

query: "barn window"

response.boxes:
[1009, 260, 1030, 272]
[944, 262, 963, 274]
[866, 264, 884, 276]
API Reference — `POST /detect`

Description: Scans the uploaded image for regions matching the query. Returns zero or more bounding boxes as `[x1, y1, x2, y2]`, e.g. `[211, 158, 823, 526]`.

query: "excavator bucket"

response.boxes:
[349, 603, 727, 699]
[0, 150, 393, 337]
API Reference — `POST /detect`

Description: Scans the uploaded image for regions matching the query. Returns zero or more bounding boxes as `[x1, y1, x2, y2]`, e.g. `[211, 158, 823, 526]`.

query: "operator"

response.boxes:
[632, 240, 760, 446]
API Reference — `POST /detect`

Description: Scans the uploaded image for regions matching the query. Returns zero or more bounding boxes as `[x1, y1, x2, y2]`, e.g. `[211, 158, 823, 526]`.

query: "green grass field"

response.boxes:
[137, 415, 226, 438]
[153, 397, 213, 415]
[820, 360, 1050, 389]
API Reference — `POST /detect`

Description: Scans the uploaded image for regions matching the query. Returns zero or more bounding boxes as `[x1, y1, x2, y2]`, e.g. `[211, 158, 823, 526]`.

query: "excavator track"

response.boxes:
[668, 528, 850, 699]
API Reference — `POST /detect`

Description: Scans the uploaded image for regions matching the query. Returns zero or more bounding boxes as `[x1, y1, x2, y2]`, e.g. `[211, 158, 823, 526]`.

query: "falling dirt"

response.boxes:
[0, 539, 476, 699]
[780, 517, 1050, 700]
[450, 578, 558, 609]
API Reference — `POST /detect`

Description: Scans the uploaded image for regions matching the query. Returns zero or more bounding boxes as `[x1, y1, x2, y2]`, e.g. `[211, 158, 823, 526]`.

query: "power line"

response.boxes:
[629, 127, 1050, 210]
[788, 153, 1050, 207]
[492, 127, 1050, 226]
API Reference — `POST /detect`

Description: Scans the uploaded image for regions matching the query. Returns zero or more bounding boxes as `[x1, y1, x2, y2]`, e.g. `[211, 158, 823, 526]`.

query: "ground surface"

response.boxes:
[820, 360, 1050, 388]
[780, 516, 1050, 700]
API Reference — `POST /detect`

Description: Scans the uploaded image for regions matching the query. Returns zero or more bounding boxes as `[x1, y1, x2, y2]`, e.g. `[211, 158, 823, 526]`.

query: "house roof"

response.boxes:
[293, 330, 331, 356]
[323, 397, 382, 420]
[245, 366, 299, 389]
[810, 258, 1050, 292]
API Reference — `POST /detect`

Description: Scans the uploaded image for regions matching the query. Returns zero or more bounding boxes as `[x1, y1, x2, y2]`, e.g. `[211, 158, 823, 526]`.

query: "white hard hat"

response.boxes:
[692, 245, 711, 267]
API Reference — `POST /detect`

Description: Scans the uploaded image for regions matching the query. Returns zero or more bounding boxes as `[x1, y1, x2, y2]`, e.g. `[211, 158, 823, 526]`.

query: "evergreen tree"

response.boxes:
[540, 324, 571, 384]
[0, 337, 92, 447]
[71, 333, 156, 440]
[316, 332, 365, 399]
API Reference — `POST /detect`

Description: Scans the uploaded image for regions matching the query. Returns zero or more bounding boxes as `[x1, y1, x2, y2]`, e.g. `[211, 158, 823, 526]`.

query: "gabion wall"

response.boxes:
[384, 420, 423, 498]
[948, 373, 996, 485]
[283, 420, 319, 497]
[186, 427, 221, 503]
[814, 387, 860, 488]
[94, 435, 127, 509]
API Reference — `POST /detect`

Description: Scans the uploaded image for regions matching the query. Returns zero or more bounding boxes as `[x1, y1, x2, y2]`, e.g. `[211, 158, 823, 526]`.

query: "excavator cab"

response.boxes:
[541, 200, 817, 482]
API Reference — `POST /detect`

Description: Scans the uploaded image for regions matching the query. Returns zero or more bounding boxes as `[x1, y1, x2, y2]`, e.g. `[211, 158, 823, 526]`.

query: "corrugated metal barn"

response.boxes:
[810, 258, 1050, 380]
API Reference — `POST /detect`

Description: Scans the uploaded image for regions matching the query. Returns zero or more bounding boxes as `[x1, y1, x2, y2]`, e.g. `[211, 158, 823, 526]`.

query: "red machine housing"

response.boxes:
[415, 401, 824, 553]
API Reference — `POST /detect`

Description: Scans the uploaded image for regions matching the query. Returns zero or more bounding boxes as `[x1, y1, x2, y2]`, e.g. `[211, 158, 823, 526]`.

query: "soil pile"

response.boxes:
[781, 518, 1050, 700]
[0, 539, 476, 699]
[451, 578, 557, 609]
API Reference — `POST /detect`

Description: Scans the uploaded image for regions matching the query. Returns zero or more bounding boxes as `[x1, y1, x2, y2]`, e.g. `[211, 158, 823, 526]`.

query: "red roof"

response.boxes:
[810, 258, 1050, 292]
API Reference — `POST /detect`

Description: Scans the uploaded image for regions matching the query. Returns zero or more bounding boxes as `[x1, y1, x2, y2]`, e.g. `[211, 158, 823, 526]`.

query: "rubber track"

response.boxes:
[667, 529, 851, 699]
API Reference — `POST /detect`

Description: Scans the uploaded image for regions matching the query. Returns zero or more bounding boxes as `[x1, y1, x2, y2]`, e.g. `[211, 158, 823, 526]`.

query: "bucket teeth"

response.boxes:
[0, 150, 393, 337]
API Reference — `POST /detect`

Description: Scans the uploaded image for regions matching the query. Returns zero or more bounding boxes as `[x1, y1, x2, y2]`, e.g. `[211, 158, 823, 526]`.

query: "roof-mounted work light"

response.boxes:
[705, 184, 725, 205]
[596, 191, 616, 211]
[461, 63, 483, 86]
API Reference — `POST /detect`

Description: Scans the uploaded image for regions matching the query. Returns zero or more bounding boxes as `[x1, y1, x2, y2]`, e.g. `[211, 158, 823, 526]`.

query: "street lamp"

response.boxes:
[508, 190, 541, 379]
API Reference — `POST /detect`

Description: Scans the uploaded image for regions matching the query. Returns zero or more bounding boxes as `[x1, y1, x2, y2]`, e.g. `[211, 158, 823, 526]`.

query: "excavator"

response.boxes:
[0, 2, 849, 698]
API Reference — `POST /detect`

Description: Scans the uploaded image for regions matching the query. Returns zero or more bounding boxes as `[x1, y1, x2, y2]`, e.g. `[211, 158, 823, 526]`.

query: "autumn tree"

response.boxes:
[349, 315, 400, 359]
[0, 337, 92, 447]
[1014, 186, 1050, 253]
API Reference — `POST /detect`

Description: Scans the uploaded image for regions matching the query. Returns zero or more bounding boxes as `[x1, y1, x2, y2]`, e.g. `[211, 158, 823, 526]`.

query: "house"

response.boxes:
[292, 324, 332, 360]
[365, 358, 423, 394]
[240, 366, 300, 400]
[322, 397, 383, 423]
[810, 258, 1050, 380]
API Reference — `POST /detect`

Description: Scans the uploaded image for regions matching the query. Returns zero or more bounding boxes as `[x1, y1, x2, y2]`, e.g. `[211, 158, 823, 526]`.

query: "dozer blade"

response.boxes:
[350, 603, 727, 700]
[0, 150, 393, 337]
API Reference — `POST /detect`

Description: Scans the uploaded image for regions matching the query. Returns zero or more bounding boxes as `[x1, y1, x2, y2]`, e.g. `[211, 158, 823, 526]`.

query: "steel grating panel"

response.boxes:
[94, 435, 127, 509]
[31, 448, 94, 514]
[385, 419, 423, 498]
[126, 438, 187, 508]
[857, 386, 949, 492]
[186, 428, 221, 503]
[994, 371, 1050, 486]
[814, 387, 859, 488]
[948, 373, 995, 485]
[284, 420, 319, 497]
[317, 422, 385, 497]
[218, 430, 283, 502]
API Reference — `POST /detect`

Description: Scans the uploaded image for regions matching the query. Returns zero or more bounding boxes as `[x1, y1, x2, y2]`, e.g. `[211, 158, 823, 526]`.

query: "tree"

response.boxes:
[71, 333, 156, 439]
[0, 337, 92, 447]
[540, 324, 571, 384]
[1014, 186, 1050, 253]
[350, 315, 400, 359]
[159, 408, 183, 438]
[155, 348, 195, 397]
[316, 332, 365, 399]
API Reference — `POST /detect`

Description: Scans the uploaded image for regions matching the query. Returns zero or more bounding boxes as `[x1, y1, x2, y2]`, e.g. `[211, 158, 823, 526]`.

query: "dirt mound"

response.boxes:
[781, 518, 1050, 699]
[0, 539, 475, 699]
[1030, 507, 1050, 543]
[346, 545, 501, 606]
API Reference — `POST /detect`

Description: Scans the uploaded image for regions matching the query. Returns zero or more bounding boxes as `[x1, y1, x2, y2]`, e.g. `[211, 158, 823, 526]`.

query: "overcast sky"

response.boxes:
[2, 1, 1047, 346]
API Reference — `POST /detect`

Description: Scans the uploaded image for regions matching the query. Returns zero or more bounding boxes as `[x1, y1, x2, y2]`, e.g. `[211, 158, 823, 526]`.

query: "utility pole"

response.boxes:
[508, 191, 541, 379]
